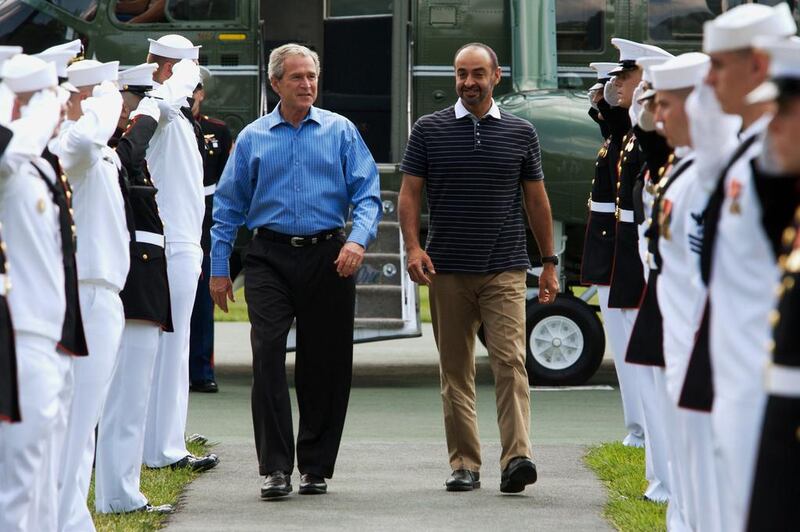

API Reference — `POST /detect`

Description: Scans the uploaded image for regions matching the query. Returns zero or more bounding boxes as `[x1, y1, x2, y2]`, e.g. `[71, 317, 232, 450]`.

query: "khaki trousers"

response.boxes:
[429, 270, 532, 472]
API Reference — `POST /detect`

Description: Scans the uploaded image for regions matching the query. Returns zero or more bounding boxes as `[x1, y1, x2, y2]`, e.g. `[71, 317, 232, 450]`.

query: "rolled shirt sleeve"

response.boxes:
[343, 121, 381, 248]
[210, 135, 254, 278]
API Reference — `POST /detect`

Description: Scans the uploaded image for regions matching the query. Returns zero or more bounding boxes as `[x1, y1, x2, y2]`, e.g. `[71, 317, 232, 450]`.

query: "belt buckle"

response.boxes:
[290, 236, 304, 247]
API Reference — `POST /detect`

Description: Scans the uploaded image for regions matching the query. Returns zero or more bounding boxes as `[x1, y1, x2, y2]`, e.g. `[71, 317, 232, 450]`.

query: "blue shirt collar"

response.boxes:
[267, 103, 322, 129]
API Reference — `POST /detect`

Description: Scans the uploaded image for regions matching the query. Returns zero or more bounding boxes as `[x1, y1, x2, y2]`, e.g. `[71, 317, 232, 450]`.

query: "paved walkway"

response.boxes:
[167, 377, 622, 531]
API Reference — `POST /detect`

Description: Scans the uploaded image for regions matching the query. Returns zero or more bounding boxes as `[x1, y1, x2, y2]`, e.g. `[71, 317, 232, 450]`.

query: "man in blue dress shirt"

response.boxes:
[210, 43, 381, 500]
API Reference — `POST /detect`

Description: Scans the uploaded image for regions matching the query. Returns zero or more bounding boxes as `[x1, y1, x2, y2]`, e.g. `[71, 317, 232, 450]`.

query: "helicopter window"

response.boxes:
[556, 0, 604, 52]
[648, 0, 723, 42]
[327, 0, 392, 18]
[47, 0, 97, 21]
[0, 1, 87, 52]
[167, 0, 237, 21]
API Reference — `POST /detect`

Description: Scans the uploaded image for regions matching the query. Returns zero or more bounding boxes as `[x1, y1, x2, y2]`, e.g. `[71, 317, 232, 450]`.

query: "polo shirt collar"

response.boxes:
[266, 103, 322, 129]
[454, 98, 501, 120]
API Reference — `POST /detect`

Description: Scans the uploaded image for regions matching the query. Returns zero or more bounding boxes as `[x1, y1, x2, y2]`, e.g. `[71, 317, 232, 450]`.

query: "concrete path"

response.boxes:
[167, 377, 621, 531]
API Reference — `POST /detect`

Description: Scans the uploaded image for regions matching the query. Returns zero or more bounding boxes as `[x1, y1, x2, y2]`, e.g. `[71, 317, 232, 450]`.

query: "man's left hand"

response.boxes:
[538, 264, 559, 304]
[334, 241, 365, 278]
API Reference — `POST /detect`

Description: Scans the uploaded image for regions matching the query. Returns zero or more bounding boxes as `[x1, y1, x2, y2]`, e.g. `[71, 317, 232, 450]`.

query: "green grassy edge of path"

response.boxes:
[214, 285, 596, 324]
[88, 440, 211, 531]
[584, 442, 667, 532]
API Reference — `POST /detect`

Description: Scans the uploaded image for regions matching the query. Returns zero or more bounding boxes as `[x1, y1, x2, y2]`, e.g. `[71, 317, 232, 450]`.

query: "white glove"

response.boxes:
[629, 81, 644, 126]
[129, 95, 161, 123]
[6, 89, 62, 156]
[603, 78, 620, 107]
[588, 88, 600, 110]
[685, 83, 742, 190]
[637, 100, 656, 132]
[92, 80, 119, 99]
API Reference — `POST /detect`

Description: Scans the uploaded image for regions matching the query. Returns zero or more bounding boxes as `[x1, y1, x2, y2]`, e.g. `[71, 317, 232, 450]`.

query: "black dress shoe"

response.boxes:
[190, 380, 219, 393]
[298, 473, 327, 495]
[261, 471, 292, 499]
[169, 453, 219, 472]
[445, 469, 480, 491]
[134, 503, 174, 514]
[500, 456, 538, 493]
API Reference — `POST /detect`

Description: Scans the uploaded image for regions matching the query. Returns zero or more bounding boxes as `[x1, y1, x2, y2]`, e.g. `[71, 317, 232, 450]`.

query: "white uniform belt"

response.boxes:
[617, 208, 634, 223]
[590, 201, 616, 213]
[204, 184, 216, 196]
[764, 363, 800, 397]
[0, 273, 7, 296]
[135, 231, 165, 248]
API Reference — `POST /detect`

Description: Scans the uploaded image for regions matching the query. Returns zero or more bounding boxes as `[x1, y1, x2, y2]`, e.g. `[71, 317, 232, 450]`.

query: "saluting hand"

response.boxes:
[406, 247, 435, 286]
[334, 241, 365, 278]
[209, 276, 235, 312]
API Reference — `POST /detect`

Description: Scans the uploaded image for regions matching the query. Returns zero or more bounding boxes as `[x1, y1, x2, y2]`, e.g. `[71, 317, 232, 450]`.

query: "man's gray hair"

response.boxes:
[268, 44, 320, 80]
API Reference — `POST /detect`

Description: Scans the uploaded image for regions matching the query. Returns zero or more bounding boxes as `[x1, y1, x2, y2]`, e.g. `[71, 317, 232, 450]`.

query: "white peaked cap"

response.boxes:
[118, 63, 158, 90]
[650, 53, 711, 92]
[35, 49, 77, 78]
[67, 59, 119, 88]
[589, 62, 617, 90]
[747, 38, 800, 104]
[42, 39, 82, 57]
[703, 3, 797, 54]
[0, 46, 22, 76]
[609, 38, 672, 75]
[1, 54, 58, 93]
[148, 34, 201, 60]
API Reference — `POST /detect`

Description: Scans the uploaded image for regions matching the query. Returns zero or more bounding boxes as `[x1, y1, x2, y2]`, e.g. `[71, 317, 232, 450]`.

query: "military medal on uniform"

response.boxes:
[727, 178, 742, 215]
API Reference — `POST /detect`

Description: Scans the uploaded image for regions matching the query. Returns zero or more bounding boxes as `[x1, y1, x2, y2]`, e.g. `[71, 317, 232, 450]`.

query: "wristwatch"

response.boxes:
[541, 255, 559, 266]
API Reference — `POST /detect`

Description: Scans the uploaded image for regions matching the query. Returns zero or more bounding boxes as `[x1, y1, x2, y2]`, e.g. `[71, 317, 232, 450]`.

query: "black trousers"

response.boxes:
[244, 230, 355, 478]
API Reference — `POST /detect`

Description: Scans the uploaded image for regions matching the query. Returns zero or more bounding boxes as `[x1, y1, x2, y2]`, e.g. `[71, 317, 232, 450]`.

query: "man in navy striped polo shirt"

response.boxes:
[399, 42, 558, 494]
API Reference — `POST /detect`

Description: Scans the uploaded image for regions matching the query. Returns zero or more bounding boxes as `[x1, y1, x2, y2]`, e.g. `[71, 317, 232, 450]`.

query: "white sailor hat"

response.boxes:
[608, 39, 672, 75]
[0, 46, 22, 76]
[636, 55, 675, 101]
[703, 3, 797, 54]
[67, 59, 119, 88]
[118, 63, 158, 93]
[747, 38, 800, 104]
[1, 54, 58, 94]
[147, 34, 201, 60]
[589, 62, 617, 90]
[650, 53, 711, 93]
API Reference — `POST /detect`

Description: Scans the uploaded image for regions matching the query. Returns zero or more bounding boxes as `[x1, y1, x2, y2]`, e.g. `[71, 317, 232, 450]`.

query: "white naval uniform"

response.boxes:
[55, 88, 130, 532]
[0, 142, 68, 532]
[707, 115, 776, 532]
[143, 62, 204, 467]
[631, 163, 670, 505]
[658, 153, 722, 532]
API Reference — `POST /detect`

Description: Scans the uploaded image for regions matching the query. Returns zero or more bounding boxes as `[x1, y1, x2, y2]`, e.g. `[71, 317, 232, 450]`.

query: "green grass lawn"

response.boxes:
[88, 440, 211, 531]
[585, 442, 667, 532]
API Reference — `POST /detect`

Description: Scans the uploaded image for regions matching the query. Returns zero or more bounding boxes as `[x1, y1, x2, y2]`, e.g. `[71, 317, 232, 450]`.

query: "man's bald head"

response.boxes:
[454, 43, 498, 71]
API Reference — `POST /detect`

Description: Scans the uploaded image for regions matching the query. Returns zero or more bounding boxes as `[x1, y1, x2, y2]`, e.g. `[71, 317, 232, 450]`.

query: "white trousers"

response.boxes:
[597, 285, 645, 447]
[0, 333, 70, 532]
[144, 242, 202, 467]
[712, 394, 765, 532]
[676, 408, 722, 532]
[95, 321, 161, 513]
[656, 371, 689, 532]
[58, 283, 125, 532]
[618, 308, 670, 503]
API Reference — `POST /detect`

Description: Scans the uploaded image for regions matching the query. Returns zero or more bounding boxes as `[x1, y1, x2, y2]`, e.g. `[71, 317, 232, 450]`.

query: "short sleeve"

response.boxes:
[521, 124, 544, 181]
[400, 118, 428, 178]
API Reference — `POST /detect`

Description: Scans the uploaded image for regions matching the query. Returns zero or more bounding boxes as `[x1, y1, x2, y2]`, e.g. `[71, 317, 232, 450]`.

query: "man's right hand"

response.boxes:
[210, 276, 235, 312]
[406, 247, 435, 286]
